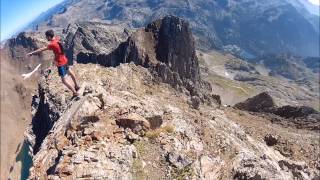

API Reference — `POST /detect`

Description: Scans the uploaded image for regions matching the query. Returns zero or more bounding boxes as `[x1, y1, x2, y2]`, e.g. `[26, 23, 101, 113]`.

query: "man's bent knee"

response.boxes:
[61, 76, 68, 83]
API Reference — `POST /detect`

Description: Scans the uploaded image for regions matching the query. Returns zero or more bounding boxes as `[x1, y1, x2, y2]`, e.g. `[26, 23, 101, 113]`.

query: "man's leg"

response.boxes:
[68, 68, 80, 90]
[58, 65, 79, 96]
[62, 75, 78, 95]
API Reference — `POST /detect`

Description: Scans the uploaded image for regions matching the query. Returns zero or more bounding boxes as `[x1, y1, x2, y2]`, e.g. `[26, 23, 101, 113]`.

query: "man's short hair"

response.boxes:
[45, 30, 54, 38]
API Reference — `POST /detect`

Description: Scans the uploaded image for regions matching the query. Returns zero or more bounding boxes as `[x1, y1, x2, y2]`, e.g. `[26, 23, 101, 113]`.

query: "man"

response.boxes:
[27, 30, 80, 97]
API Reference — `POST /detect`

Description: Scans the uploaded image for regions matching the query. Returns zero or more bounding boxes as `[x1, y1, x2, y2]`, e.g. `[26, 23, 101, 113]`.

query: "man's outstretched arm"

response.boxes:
[27, 47, 48, 56]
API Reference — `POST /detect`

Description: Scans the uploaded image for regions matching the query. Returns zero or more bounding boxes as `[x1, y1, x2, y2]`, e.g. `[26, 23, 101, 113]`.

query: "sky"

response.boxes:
[299, 0, 320, 14]
[1, 0, 64, 41]
[308, 0, 320, 5]
[0, 0, 319, 41]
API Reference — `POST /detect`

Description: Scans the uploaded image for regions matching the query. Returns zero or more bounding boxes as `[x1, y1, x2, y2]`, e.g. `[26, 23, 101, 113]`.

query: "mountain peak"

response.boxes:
[24, 0, 319, 57]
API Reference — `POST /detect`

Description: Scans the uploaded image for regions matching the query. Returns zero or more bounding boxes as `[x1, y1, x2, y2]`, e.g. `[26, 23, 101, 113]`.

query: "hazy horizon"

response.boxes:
[1, 0, 319, 41]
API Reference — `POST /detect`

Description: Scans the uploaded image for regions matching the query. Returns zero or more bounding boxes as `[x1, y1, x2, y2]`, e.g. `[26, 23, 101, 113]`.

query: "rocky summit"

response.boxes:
[18, 16, 320, 180]
[27, 63, 319, 179]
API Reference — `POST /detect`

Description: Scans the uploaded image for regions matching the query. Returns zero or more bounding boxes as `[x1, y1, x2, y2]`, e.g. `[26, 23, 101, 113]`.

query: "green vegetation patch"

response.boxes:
[171, 164, 195, 180]
[145, 125, 175, 139]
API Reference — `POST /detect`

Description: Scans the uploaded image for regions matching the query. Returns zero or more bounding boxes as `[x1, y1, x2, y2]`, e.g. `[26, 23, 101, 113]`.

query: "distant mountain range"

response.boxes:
[22, 0, 319, 57]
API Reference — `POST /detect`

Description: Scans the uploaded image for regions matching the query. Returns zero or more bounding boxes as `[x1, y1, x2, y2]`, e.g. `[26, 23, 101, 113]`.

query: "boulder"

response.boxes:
[166, 152, 192, 169]
[264, 134, 279, 146]
[116, 113, 150, 133]
[234, 92, 275, 112]
[190, 96, 201, 109]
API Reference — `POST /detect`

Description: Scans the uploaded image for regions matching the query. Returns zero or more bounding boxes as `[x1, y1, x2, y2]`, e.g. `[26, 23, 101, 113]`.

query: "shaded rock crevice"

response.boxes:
[30, 83, 60, 154]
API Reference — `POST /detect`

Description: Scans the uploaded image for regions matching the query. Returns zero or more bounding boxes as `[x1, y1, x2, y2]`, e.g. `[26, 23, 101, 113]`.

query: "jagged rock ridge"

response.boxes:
[23, 17, 320, 179]
[4, 32, 53, 73]
[64, 16, 219, 104]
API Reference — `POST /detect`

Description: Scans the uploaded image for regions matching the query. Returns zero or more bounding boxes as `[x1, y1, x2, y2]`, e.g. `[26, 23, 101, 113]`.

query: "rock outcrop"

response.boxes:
[3, 32, 53, 73]
[271, 105, 319, 119]
[234, 92, 320, 130]
[63, 22, 131, 66]
[64, 16, 220, 105]
[120, 16, 206, 97]
[234, 92, 275, 112]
